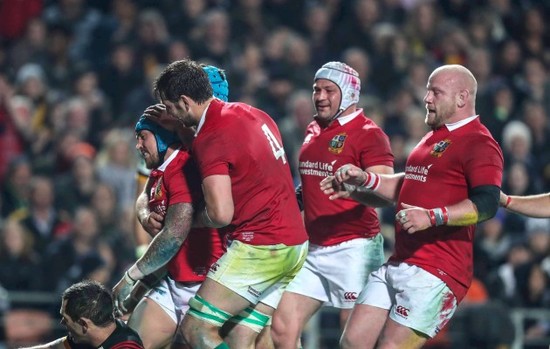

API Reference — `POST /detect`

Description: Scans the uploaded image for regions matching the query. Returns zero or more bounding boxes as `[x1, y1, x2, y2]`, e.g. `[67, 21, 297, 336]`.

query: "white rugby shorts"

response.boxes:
[357, 262, 457, 338]
[145, 277, 201, 324]
[285, 235, 385, 309]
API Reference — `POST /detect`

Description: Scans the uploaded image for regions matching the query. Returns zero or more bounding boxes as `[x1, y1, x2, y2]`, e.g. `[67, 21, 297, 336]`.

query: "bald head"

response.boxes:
[424, 64, 479, 127]
[430, 64, 477, 100]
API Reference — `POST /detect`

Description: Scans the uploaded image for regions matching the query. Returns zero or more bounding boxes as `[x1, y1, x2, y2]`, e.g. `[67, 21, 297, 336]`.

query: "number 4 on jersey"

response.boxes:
[261, 124, 287, 164]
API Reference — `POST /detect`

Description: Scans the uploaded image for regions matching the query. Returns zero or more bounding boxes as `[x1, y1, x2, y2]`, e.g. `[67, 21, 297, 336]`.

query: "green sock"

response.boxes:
[214, 343, 230, 349]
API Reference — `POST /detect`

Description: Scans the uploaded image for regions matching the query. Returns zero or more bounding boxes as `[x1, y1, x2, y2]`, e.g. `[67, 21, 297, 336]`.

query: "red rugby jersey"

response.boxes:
[148, 148, 223, 282]
[390, 117, 503, 302]
[193, 99, 307, 246]
[299, 110, 394, 246]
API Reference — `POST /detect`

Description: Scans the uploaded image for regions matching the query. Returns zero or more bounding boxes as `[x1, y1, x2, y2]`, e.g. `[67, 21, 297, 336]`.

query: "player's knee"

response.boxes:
[182, 295, 232, 345]
[270, 312, 298, 345]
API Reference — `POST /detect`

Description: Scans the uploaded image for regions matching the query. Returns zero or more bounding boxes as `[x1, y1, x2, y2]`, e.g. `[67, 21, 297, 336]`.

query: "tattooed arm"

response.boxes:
[113, 202, 193, 309]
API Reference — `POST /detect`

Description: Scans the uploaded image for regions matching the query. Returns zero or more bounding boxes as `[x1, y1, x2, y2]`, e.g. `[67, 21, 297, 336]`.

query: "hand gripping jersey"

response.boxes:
[192, 99, 307, 246]
[299, 110, 394, 246]
[147, 147, 224, 282]
[390, 117, 503, 302]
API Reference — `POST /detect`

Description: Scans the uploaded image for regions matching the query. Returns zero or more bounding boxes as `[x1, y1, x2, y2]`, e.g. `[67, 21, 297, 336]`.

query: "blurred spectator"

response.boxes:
[334, 0, 381, 54]
[0, 219, 44, 292]
[43, 23, 77, 94]
[17, 176, 71, 256]
[134, 8, 170, 76]
[278, 89, 314, 182]
[42, 0, 102, 63]
[10, 63, 55, 160]
[403, 0, 441, 58]
[8, 18, 49, 72]
[475, 210, 512, 273]
[501, 121, 539, 186]
[229, 42, 267, 99]
[0, 72, 25, 183]
[480, 81, 517, 144]
[230, 0, 274, 48]
[95, 129, 137, 212]
[88, 0, 139, 72]
[0, 0, 42, 44]
[520, 100, 550, 190]
[99, 42, 143, 125]
[54, 155, 99, 217]
[164, 0, 208, 40]
[516, 58, 549, 109]
[283, 33, 314, 90]
[89, 182, 134, 270]
[341, 47, 381, 102]
[189, 8, 231, 67]
[71, 67, 111, 146]
[517, 6, 549, 63]
[42, 206, 115, 294]
[486, 242, 533, 303]
[524, 218, 550, 263]
[1, 156, 32, 217]
[514, 262, 550, 345]
[301, 3, 336, 68]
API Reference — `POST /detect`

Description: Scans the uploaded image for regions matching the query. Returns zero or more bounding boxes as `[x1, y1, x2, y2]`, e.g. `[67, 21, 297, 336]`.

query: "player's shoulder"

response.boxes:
[104, 320, 144, 349]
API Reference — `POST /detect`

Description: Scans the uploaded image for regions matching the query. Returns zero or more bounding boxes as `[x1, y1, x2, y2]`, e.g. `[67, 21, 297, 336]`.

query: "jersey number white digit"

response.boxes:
[261, 124, 287, 164]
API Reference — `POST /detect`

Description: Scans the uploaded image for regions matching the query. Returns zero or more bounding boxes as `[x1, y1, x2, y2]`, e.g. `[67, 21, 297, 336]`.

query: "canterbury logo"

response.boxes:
[395, 305, 410, 318]
[343, 292, 357, 301]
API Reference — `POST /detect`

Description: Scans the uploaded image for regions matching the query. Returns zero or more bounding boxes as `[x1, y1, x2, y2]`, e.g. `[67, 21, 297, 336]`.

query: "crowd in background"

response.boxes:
[0, 0, 549, 347]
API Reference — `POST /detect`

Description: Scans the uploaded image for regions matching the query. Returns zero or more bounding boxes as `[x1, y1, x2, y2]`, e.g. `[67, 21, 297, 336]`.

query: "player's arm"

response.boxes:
[196, 174, 234, 228]
[135, 177, 163, 237]
[19, 337, 67, 349]
[134, 173, 152, 258]
[500, 191, 550, 218]
[348, 164, 395, 206]
[321, 164, 404, 205]
[113, 201, 194, 311]
[397, 185, 500, 234]
[129, 201, 193, 279]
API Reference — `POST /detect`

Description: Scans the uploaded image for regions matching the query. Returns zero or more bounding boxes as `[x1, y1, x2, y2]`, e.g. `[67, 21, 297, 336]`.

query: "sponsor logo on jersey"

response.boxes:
[343, 292, 357, 301]
[328, 133, 347, 154]
[430, 139, 451, 158]
[395, 305, 410, 318]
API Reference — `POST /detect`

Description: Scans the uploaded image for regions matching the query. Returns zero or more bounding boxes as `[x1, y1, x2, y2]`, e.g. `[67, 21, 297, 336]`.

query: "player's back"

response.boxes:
[193, 100, 307, 246]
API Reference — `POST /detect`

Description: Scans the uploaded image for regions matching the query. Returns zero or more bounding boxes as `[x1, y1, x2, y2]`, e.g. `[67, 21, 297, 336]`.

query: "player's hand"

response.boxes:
[112, 277, 133, 317]
[333, 164, 366, 186]
[142, 211, 164, 236]
[143, 103, 168, 119]
[320, 175, 351, 200]
[395, 203, 432, 234]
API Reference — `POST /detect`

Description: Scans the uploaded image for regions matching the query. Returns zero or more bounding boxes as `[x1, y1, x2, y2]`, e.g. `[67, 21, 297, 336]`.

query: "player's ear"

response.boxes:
[457, 89, 469, 108]
[79, 318, 91, 333]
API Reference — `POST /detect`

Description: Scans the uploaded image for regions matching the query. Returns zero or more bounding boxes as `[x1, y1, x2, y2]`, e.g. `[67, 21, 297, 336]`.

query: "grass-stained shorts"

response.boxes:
[207, 240, 309, 308]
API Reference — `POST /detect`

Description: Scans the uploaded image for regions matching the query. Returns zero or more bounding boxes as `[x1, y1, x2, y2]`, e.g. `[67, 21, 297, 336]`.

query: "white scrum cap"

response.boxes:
[314, 61, 361, 117]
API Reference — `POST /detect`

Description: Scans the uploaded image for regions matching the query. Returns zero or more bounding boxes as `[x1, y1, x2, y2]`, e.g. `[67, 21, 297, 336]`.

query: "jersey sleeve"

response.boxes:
[463, 134, 504, 188]
[163, 159, 194, 205]
[193, 132, 231, 178]
[359, 126, 395, 169]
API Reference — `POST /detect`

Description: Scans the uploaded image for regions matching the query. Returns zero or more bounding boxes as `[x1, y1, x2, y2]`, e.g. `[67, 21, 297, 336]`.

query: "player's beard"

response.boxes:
[426, 103, 456, 128]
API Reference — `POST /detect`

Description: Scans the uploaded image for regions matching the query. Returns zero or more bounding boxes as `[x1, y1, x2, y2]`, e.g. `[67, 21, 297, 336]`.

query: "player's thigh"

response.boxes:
[378, 319, 427, 349]
[272, 291, 323, 335]
[340, 304, 388, 349]
[128, 298, 176, 349]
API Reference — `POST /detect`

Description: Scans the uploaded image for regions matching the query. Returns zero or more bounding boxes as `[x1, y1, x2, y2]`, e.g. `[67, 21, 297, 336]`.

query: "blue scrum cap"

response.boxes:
[135, 116, 180, 158]
[202, 65, 229, 102]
